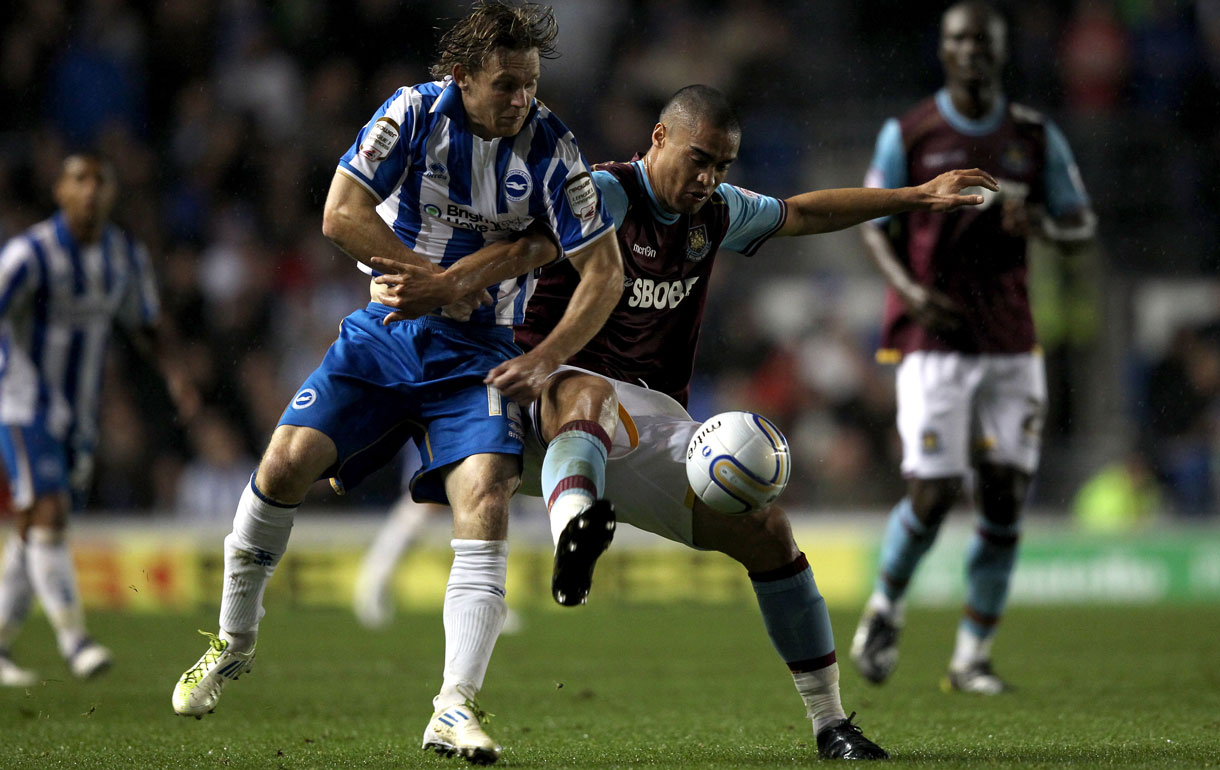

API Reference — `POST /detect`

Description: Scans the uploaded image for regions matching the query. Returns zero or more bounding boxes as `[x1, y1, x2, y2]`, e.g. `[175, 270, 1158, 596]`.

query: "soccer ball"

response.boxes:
[685, 411, 791, 515]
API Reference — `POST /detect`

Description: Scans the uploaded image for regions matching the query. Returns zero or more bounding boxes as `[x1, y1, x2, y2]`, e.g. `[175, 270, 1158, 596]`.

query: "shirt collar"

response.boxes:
[432, 77, 540, 136]
[935, 87, 1007, 136]
[631, 159, 680, 225]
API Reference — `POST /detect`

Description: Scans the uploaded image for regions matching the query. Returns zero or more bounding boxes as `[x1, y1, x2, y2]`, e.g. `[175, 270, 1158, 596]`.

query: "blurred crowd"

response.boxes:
[1, 0, 1218, 519]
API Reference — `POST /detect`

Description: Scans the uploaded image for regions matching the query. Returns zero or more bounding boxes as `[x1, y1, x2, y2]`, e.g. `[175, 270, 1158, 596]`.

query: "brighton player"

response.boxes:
[850, 1, 1095, 695]
[0, 153, 163, 684]
[371, 84, 996, 759]
[170, 3, 622, 764]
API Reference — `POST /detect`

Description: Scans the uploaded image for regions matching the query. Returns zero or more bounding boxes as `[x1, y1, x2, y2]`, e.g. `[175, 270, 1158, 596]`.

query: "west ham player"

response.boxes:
[370, 83, 995, 759]
[0, 153, 163, 685]
[849, 1, 1095, 695]
[170, 3, 623, 764]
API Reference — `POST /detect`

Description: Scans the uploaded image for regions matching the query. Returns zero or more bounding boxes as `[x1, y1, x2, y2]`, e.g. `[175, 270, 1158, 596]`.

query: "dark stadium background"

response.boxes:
[0, 0, 1217, 523]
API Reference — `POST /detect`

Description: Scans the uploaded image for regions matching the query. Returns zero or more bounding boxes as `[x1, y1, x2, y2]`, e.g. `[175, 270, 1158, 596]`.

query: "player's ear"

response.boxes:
[452, 63, 468, 89]
[651, 122, 666, 149]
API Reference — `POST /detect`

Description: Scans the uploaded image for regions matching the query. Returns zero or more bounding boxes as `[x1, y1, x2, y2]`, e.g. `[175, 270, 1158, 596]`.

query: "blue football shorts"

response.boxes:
[279, 304, 526, 504]
[0, 416, 81, 509]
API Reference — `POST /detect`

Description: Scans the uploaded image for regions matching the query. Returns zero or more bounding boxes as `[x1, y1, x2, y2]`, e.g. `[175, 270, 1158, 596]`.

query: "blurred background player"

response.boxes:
[0, 153, 165, 685]
[850, 1, 1096, 695]
[370, 83, 995, 759]
[170, 3, 622, 764]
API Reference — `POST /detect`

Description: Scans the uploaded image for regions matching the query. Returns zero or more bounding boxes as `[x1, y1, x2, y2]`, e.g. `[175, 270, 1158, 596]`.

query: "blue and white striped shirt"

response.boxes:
[0, 213, 159, 449]
[337, 79, 613, 327]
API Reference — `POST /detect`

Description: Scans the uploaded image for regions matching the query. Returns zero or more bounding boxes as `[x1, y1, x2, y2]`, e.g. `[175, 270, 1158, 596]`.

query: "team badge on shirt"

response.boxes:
[1001, 143, 1031, 175]
[504, 168, 532, 202]
[921, 429, 941, 455]
[360, 117, 400, 162]
[686, 224, 710, 262]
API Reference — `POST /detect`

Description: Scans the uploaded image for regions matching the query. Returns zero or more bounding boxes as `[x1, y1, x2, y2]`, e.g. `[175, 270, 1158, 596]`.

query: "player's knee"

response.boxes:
[542, 372, 618, 440]
[256, 426, 336, 503]
[977, 464, 1029, 525]
[909, 477, 961, 527]
[699, 503, 798, 572]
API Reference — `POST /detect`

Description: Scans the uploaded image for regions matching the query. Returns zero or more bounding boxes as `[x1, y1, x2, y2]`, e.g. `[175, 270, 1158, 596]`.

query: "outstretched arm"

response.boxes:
[484, 229, 624, 405]
[776, 168, 999, 237]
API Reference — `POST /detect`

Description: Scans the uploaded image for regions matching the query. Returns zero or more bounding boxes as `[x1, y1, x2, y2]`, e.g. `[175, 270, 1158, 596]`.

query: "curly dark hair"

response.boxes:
[430, 1, 559, 80]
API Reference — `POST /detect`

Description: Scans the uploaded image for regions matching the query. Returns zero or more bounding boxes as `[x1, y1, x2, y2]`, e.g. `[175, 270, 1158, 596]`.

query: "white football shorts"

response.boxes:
[520, 366, 703, 547]
[895, 350, 1046, 478]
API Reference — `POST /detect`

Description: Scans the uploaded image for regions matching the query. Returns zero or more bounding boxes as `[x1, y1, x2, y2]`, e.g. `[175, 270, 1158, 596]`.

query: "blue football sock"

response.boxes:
[750, 554, 836, 672]
[540, 420, 610, 512]
[961, 518, 1020, 638]
[875, 497, 942, 602]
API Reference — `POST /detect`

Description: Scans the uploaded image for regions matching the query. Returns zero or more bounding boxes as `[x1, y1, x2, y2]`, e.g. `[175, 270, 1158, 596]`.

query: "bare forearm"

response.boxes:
[783, 187, 920, 236]
[323, 204, 433, 273]
[441, 234, 557, 301]
[530, 233, 623, 365]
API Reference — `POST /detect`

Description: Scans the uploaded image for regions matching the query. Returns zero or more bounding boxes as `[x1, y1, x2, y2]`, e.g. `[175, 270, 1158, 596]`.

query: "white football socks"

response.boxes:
[0, 534, 32, 648]
[435, 539, 508, 710]
[794, 663, 847, 735]
[218, 480, 296, 651]
[950, 624, 994, 670]
[25, 527, 87, 657]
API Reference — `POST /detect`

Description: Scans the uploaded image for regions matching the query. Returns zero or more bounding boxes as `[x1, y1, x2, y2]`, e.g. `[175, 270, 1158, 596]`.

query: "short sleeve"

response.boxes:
[117, 235, 160, 329]
[543, 133, 613, 257]
[0, 237, 38, 318]
[592, 170, 628, 226]
[864, 118, 907, 225]
[720, 184, 786, 256]
[338, 87, 420, 202]
[1043, 120, 1091, 218]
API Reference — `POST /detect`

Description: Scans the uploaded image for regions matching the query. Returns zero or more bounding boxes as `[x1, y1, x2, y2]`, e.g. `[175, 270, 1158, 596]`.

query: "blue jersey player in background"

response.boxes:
[171, 3, 623, 764]
[0, 153, 162, 685]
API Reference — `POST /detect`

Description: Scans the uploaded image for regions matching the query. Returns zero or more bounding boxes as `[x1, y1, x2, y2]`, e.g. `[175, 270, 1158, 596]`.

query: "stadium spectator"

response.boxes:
[0, 153, 174, 686]
[850, 1, 1096, 695]
[170, 4, 623, 766]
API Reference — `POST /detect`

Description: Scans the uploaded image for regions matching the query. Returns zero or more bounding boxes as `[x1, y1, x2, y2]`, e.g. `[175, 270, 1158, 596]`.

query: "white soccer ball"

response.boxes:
[685, 411, 791, 515]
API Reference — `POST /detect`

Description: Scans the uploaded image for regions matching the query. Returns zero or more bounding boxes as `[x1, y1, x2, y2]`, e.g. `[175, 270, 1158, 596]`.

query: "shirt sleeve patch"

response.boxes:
[564, 172, 599, 222]
[360, 117, 401, 162]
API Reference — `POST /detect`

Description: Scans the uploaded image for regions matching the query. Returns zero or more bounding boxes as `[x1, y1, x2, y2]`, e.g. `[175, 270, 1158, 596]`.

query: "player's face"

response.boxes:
[648, 119, 739, 215]
[455, 47, 541, 139]
[939, 6, 1007, 88]
[54, 156, 117, 240]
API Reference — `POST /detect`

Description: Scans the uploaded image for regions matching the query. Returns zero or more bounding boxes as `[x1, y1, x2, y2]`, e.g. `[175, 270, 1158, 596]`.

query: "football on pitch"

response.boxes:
[685, 411, 791, 515]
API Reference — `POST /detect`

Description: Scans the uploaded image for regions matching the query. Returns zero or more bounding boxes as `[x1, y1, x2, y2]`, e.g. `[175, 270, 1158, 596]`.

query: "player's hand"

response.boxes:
[903, 283, 967, 338]
[440, 288, 494, 322]
[918, 168, 999, 212]
[484, 349, 560, 405]
[369, 256, 479, 324]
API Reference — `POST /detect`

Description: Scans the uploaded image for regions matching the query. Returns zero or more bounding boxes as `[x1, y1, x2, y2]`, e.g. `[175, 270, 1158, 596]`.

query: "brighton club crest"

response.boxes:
[686, 224, 710, 262]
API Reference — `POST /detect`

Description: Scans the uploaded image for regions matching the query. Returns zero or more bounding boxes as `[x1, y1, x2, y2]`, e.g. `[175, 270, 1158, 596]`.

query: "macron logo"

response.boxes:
[632, 243, 657, 259]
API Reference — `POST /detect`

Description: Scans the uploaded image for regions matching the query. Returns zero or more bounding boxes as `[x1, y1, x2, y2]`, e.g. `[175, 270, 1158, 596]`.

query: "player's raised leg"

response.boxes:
[538, 372, 617, 607]
[421, 453, 515, 765]
[172, 424, 332, 717]
[695, 502, 889, 760]
[944, 463, 1026, 694]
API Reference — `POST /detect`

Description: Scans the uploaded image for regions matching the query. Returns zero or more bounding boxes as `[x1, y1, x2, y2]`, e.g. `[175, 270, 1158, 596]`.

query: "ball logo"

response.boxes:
[701, 445, 711, 457]
[504, 169, 532, 202]
[292, 388, 318, 409]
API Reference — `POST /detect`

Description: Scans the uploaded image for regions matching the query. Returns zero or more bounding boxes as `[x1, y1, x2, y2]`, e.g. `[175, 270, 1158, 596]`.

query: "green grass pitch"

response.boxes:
[3, 603, 1218, 768]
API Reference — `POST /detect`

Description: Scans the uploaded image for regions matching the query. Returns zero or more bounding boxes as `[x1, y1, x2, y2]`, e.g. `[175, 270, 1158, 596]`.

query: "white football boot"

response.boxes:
[67, 639, 112, 679]
[172, 630, 255, 717]
[0, 653, 37, 687]
[422, 700, 502, 765]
